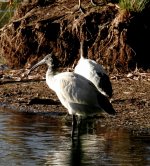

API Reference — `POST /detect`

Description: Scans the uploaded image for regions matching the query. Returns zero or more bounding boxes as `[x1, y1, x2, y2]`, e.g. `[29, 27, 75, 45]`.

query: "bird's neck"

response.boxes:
[46, 67, 54, 80]
[80, 55, 85, 60]
[46, 67, 55, 91]
[80, 42, 85, 59]
[80, 46, 86, 60]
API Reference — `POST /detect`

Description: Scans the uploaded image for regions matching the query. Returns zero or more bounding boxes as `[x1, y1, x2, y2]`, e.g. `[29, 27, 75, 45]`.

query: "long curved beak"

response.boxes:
[27, 53, 52, 76]
[27, 58, 46, 75]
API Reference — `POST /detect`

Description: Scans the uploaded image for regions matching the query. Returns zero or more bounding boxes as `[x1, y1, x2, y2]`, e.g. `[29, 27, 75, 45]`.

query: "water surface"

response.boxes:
[0, 108, 150, 166]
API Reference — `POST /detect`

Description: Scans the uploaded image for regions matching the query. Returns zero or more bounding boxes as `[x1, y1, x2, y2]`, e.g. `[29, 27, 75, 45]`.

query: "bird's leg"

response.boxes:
[77, 116, 82, 138]
[71, 115, 77, 138]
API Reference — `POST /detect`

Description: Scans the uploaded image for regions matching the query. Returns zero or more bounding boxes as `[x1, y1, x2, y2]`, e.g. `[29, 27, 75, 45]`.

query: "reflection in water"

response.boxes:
[0, 109, 150, 166]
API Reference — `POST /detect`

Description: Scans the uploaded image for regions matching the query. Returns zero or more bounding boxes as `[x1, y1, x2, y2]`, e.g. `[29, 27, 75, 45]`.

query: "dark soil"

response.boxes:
[0, 68, 150, 134]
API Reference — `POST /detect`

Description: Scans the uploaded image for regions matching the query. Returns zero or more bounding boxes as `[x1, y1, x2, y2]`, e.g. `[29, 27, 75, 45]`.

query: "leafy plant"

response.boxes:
[118, 0, 150, 12]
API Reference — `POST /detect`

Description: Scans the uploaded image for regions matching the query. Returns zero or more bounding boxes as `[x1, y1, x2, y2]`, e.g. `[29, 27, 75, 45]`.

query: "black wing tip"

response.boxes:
[98, 93, 117, 116]
[109, 108, 117, 115]
[105, 103, 116, 116]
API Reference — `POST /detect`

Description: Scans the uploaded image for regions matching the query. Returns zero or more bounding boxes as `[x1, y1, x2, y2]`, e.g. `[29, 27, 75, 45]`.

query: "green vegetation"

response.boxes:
[0, 1, 21, 64]
[0, 1, 20, 28]
[118, 0, 150, 12]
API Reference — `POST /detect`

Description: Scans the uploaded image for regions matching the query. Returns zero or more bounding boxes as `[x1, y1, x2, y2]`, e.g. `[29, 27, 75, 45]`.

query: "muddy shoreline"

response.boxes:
[0, 69, 150, 134]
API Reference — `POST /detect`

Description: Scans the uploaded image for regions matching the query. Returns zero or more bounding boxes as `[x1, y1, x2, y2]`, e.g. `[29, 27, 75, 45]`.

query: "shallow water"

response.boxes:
[0, 108, 150, 166]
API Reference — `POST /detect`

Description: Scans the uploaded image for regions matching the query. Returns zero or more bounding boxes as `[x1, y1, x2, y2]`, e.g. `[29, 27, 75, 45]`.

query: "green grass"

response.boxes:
[118, 0, 150, 12]
[0, 1, 20, 64]
[0, 1, 20, 28]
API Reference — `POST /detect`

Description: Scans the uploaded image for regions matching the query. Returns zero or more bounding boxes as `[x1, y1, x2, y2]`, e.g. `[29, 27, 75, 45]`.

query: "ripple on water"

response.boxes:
[0, 109, 150, 166]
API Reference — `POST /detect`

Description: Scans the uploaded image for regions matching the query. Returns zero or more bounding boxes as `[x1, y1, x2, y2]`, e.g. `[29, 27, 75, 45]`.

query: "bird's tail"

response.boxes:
[98, 93, 116, 115]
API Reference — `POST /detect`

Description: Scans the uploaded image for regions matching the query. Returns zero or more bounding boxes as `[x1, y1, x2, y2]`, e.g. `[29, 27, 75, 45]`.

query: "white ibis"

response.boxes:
[28, 53, 116, 138]
[74, 41, 113, 99]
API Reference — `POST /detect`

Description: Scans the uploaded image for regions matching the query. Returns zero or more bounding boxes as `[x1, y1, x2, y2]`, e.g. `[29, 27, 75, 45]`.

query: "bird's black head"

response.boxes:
[43, 54, 53, 67]
[27, 53, 53, 75]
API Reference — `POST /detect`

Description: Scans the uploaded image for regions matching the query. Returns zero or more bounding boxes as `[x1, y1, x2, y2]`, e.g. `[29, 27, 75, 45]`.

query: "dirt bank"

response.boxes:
[0, 69, 150, 134]
[0, 0, 150, 72]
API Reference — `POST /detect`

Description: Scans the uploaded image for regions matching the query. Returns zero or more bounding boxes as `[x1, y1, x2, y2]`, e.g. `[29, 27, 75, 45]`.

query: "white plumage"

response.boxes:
[74, 41, 113, 99]
[28, 53, 116, 137]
